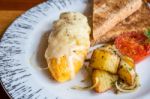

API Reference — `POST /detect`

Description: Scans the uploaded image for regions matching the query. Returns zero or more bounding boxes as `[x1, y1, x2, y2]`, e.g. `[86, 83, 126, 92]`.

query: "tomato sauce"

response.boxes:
[115, 32, 150, 63]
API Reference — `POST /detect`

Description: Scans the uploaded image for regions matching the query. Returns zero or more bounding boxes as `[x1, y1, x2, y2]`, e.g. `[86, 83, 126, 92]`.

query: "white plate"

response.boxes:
[0, 0, 150, 99]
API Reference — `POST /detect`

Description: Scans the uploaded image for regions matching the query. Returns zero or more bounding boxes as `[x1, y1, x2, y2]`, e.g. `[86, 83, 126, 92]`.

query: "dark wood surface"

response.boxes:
[0, 0, 45, 98]
[0, 83, 9, 99]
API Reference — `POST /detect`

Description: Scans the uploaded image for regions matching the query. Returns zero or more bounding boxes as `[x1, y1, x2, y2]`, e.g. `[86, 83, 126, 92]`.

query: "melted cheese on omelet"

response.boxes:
[45, 12, 91, 78]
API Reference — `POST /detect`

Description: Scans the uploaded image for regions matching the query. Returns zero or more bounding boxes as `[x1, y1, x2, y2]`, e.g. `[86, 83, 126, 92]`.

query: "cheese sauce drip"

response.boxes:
[45, 12, 91, 79]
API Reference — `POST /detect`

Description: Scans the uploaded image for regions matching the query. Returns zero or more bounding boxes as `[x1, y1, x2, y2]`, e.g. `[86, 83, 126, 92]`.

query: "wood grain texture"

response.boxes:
[0, 10, 24, 37]
[0, 0, 45, 98]
[0, 0, 45, 36]
[0, 0, 45, 10]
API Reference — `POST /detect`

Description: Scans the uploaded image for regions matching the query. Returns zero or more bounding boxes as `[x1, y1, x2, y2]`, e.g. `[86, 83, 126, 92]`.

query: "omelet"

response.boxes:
[45, 12, 91, 82]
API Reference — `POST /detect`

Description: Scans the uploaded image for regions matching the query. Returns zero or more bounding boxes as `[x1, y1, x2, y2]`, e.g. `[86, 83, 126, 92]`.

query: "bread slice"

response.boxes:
[92, 3, 150, 45]
[92, 0, 142, 45]
[92, 70, 118, 93]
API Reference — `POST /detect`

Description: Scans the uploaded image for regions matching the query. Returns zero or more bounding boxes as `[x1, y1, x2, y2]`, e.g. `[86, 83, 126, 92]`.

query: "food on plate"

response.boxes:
[90, 45, 120, 74]
[72, 43, 140, 93]
[91, 3, 150, 45]
[44, 0, 150, 94]
[118, 57, 136, 85]
[115, 31, 150, 63]
[115, 75, 140, 93]
[92, 0, 142, 45]
[120, 56, 135, 68]
[88, 44, 140, 93]
[45, 12, 91, 82]
[144, 0, 150, 3]
[145, 28, 150, 40]
[92, 70, 118, 93]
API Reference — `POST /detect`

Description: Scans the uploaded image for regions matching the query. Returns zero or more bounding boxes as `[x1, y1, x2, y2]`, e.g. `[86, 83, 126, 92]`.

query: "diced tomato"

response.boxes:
[115, 32, 150, 63]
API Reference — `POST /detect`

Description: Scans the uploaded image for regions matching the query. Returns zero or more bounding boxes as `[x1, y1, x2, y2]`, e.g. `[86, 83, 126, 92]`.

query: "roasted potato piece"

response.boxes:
[92, 70, 118, 93]
[90, 48, 120, 74]
[121, 56, 135, 68]
[118, 57, 136, 85]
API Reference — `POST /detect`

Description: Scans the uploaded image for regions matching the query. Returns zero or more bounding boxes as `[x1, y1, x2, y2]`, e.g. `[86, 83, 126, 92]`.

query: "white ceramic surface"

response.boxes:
[0, 0, 150, 99]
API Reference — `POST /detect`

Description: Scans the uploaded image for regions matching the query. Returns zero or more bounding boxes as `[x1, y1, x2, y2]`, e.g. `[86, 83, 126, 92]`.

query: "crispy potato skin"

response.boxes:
[92, 70, 118, 93]
[121, 56, 135, 68]
[118, 59, 136, 85]
[48, 50, 86, 82]
[90, 49, 120, 74]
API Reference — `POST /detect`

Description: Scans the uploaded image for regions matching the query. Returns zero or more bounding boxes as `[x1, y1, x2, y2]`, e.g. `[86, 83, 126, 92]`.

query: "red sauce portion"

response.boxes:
[115, 32, 150, 63]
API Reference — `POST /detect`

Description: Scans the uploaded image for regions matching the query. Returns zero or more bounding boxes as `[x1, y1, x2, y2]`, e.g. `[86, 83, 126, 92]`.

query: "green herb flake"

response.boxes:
[128, 68, 132, 71]
[144, 28, 150, 39]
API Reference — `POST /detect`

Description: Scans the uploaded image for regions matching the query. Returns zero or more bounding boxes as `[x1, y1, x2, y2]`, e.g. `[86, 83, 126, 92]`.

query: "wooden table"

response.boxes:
[0, 0, 45, 98]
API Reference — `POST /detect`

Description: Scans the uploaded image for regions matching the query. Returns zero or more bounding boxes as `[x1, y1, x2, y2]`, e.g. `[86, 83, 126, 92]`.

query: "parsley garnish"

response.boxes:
[145, 28, 150, 39]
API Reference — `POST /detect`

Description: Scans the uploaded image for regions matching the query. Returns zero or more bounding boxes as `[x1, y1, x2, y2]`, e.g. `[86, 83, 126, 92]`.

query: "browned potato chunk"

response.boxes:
[92, 70, 118, 93]
[118, 57, 136, 85]
[121, 56, 135, 68]
[90, 48, 120, 74]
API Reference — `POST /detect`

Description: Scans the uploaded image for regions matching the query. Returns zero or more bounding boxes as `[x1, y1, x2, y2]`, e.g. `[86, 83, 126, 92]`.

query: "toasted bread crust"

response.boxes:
[92, 0, 142, 44]
[91, 4, 150, 45]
